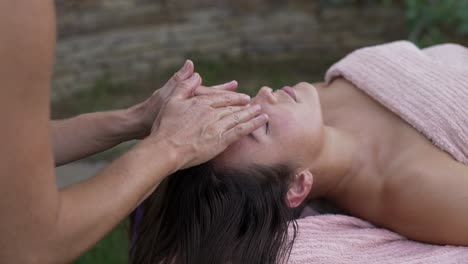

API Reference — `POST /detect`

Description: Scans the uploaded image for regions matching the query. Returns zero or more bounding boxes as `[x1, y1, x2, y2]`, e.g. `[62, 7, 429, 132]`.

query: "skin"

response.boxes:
[216, 79, 468, 246]
[0, 2, 268, 263]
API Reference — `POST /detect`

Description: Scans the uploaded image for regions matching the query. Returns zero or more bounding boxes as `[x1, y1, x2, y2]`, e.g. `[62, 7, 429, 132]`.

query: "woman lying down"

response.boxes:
[130, 41, 468, 264]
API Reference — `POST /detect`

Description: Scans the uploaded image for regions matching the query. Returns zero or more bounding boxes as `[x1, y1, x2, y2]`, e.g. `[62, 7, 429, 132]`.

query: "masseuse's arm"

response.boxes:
[0, 2, 267, 263]
[382, 149, 468, 246]
[51, 110, 142, 166]
[52, 65, 239, 166]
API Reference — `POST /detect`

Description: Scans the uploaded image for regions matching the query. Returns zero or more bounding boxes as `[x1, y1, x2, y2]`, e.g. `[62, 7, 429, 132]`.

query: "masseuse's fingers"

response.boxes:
[126, 60, 196, 138]
[193, 81, 238, 96]
[217, 104, 262, 132]
[212, 80, 238, 91]
[221, 113, 269, 146]
[162, 60, 195, 95]
[172, 72, 202, 99]
[216, 105, 250, 119]
[151, 89, 264, 169]
[200, 92, 251, 108]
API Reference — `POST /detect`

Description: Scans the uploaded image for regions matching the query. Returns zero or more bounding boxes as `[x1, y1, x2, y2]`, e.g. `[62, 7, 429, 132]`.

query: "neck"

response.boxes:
[306, 81, 364, 200]
[306, 126, 360, 200]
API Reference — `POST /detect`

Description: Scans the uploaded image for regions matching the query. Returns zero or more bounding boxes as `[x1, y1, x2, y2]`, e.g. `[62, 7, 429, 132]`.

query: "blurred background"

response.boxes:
[51, 0, 468, 263]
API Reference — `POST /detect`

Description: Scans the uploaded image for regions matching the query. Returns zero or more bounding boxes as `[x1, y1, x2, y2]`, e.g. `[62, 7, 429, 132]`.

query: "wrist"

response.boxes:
[123, 103, 150, 140]
[138, 135, 181, 174]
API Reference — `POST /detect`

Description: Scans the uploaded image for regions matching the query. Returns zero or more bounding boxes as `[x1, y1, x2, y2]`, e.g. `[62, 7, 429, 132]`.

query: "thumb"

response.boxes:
[193, 81, 238, 96]
[163, 60, 194, 95]
[172, 73, 202, 99]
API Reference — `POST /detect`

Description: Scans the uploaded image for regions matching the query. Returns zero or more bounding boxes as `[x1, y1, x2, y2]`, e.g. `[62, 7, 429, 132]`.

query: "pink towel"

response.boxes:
[290, 215, 468, 264]
[326, 41, 468, 165]
[288, 41, 468, 263]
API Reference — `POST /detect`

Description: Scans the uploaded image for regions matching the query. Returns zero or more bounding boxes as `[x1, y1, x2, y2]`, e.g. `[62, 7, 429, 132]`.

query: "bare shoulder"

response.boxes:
[386, 143, 467, 191]
[378, 144, 468, 245]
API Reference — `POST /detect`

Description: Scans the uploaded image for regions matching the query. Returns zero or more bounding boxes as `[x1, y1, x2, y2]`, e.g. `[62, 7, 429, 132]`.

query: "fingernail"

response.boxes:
[252, 104, 261, 112]
[243, 95, 251, 101]
[190, 73, 199, 80]
[182, 60, 190, 71]
[260, 114, 269, 121]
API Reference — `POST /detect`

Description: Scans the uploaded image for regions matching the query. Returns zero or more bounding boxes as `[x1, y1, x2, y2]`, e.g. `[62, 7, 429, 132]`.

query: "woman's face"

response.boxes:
[215, 82, 325, 170]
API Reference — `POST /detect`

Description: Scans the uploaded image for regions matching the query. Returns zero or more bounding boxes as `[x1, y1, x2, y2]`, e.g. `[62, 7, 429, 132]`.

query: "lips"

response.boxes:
[281, 86, 297, 102]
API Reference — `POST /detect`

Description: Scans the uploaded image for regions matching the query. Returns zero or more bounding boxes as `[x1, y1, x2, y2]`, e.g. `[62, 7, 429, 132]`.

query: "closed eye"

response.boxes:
[248, 122, 269, 143]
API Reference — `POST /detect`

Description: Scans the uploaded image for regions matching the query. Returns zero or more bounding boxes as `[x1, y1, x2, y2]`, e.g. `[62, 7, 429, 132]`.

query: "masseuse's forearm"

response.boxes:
[45, 138, 175, 263]
[52, 109, 141, 166]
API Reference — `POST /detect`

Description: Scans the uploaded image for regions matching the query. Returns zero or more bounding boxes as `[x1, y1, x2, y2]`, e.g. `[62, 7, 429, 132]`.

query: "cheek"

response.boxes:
[276, 121, 306, 151]
[282, 117, 323, 161]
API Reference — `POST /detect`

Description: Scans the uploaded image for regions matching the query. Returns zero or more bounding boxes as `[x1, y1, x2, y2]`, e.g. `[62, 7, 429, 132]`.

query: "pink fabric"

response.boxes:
[288, 41, 468, 263]
[289, 215, 468, 264]
[326, 41, 468, 165]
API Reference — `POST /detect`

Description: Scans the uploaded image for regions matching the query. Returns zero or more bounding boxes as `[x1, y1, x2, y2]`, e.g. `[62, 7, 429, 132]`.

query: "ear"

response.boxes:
[286, 170, 313, 208]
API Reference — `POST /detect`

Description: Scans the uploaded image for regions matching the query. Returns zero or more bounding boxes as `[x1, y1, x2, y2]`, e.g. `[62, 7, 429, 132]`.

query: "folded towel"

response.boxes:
[288, 41, 468, 263]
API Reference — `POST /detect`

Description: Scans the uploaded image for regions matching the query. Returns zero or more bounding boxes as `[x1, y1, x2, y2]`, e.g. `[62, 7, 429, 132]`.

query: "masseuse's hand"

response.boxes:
[149, 71, 268, 170]
[128, 60, 239, 138]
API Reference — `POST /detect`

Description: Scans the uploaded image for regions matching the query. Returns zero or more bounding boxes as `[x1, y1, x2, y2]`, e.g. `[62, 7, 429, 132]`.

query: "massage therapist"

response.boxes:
[0, 2, 268, 263]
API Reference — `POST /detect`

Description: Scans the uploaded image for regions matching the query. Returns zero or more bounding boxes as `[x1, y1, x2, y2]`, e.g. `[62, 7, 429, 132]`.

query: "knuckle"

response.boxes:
[233, 113, 241, 122]
[235, 125, 244, 134]
[172, 72, 183, 82]
[180, 80, 192, 90]
[223, 95, 232, 103]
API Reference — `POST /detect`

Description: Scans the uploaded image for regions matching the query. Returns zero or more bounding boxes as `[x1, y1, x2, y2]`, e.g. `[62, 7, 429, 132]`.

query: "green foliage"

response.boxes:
[74, 221, 129, 264]
[51, 74, 135, 120]
[405, 0, 468, 46]
[321, 0, 355, 6]
[320, 0, 395, 7]
[321, 0, 468, 46]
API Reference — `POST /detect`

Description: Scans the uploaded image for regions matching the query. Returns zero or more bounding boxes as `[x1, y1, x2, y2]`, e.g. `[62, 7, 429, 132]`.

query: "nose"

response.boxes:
[252, 86, 276, 105]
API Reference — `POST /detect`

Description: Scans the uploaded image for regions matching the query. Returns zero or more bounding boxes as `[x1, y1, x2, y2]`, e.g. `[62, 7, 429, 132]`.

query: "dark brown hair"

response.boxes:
[130, 162, 300, 264]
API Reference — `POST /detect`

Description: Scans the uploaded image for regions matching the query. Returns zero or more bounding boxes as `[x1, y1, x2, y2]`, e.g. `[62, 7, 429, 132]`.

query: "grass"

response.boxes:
[53, 56, 339, 264]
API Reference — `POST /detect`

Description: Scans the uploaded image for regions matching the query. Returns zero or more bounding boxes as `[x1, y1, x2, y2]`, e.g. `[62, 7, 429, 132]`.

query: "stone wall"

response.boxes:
[52, 0, 406, 100]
